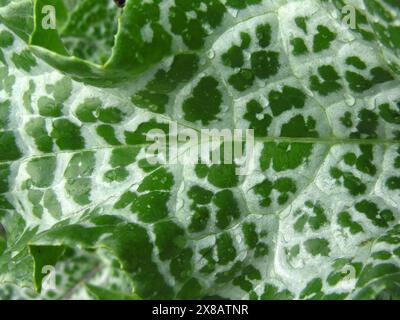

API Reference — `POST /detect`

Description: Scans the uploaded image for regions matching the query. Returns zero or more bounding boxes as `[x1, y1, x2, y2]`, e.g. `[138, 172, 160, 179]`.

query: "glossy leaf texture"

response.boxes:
[0, 0, 399, 300]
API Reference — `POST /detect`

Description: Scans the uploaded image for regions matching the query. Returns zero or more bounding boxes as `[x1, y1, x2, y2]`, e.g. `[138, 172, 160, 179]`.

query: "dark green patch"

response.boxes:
[43, 190, 62, 219]
[64, 152, 95, 205]
[189, 205, 210, 233]
[11, 50, 37, 72]
[0, 30, 14, 48]
[293, 201, 327, 233]
[295, 16, 308, 34]
[355, 200, 394, 228]
[170, 248, 193, 282]
[137, 168, 174, 192]
[379, 102, 400, 125]
[207, 164, 238, 189]
[256, 23, 272, 48]
[75, 98, 102, 123]
[330, 167, 367, 196]
[310, 65, 342, 96]
[110, 147, 139, 168]
[169, 1, 225, 49]
[281, 115, 318, 138]
[0, 131, 21, 161]
[124, 120, 169, 145]
[226, 0, 262, 9]
[346, 56, 367, 70]
[0, 100, 10, 130]
[222, 45, 244, 68]
[254, 177, 296, 207]
[27, 157, 56, 188]
[154, 221, 186, 261]
[213, 190, 241, 230]
[242, 223, 259, 250]
[291, 37, 308, 56]
[188, 185, 213, 205]
[96, 125, 122, 146]
[337, 211, 364, 234]
[350, 109, 378, 139]
[104, 167, 129, 183]
[304, 238, 330, 257]
[228, 69, 255, 91]
[260, 283, 294, 300]
[97, 108, 124, 124]
[243, 99, 272, 137]
[51, 119, 84, 150]
[260, 142, 313, 172]
[268, 86, 306, 116]
[195, 164, 209, 178]
[0, 164, 10, 194]
[300, 278, 323, 299]
[38, 97, 63, 117]
[25, 118, 53, 152]
[386, 177, 400, 190]
[216, 233, 236, 265]
[133, 54, 199, 114]
[131, 191, 170, 223]
[250, 50, 280, 79]
[340, 111, 353, 128]
[313, 25, 336, 53]
[182, 76, 222, 125]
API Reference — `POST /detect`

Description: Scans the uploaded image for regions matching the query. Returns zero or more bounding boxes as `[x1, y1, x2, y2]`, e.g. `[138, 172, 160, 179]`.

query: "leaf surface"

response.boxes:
[0, 0, 400, 300]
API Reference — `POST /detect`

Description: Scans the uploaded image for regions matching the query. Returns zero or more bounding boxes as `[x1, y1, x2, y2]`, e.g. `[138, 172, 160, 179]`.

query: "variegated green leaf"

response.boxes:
[0, 0, 399, 300]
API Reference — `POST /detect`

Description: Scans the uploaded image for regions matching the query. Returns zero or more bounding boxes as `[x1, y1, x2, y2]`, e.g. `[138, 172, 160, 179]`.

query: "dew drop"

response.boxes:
[256, 113, 265, 120]
[344, 93, 356, 106]
[227, 8, 238, 18]
[295, 258, 305, 268]
[258, 80, 266, 88]
[329, 9, 339, 19]
[303, 86, 315, 97]
[207, 49, 215, 59]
